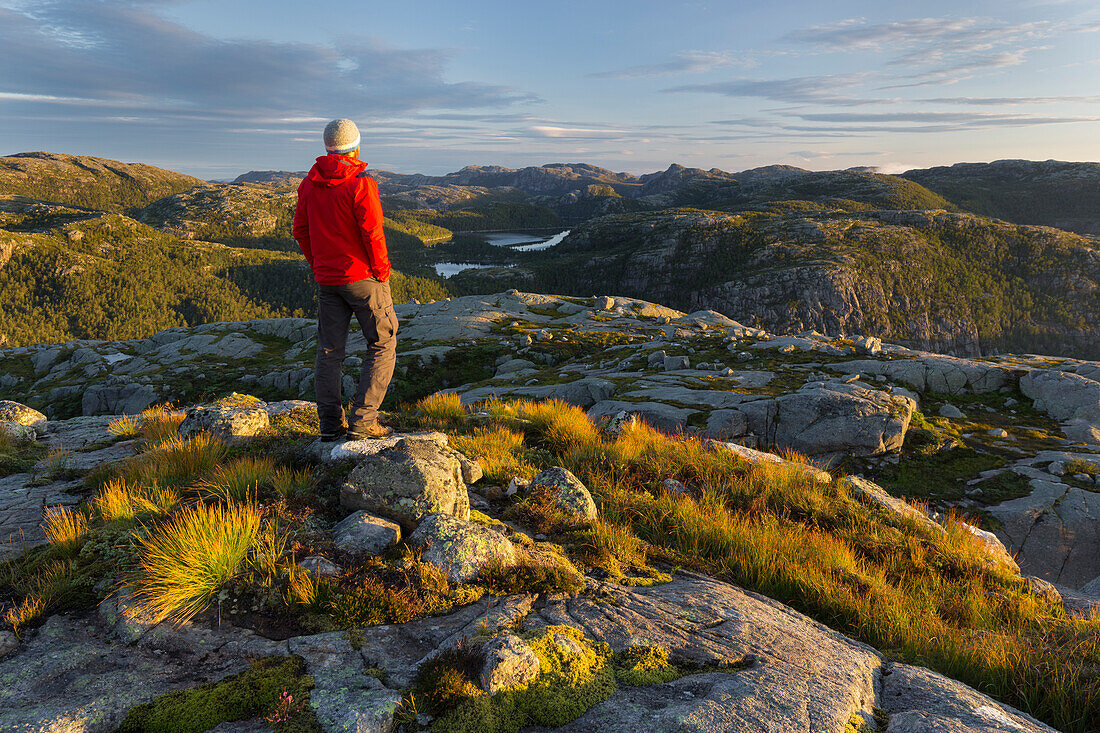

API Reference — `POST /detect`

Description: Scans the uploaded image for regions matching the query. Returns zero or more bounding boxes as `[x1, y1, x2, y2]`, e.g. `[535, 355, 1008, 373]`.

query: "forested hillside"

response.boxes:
[451, 206, 1100, 357]
[0, 152, 204, 211]
[903, 159, 1100, 235]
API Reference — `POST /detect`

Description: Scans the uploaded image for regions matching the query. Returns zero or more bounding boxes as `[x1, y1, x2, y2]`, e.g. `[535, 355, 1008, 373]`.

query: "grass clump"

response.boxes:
[126, 500, 264, 624]
[118, 434, 228, 487]
[92, 478, 178, 523]
[271, 467, 317, 499]
[118, 655, 320, 733]
[416, 392, 467, 425]
[198, 455, 276, 503]
[450, 427, 535, 483]
[516, 399, 598, 452]
[412, 626, 615, 733]
[42, 506, 87, 550]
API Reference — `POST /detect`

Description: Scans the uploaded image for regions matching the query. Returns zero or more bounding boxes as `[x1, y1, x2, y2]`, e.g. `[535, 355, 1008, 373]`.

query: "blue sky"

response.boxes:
[2, 0, 1100, 178]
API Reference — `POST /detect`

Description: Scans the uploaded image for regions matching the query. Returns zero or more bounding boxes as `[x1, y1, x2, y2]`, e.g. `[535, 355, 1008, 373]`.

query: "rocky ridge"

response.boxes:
[0, 394, 1066, 732]
[4, 290, 1100, 594]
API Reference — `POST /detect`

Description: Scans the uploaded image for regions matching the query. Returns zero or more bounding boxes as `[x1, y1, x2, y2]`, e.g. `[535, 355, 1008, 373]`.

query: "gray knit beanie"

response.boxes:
[323, 118, 360, 154]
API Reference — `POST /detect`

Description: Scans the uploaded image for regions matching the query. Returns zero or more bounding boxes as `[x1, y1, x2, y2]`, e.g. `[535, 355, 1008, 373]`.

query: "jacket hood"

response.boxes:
[306, 154, 368, 187]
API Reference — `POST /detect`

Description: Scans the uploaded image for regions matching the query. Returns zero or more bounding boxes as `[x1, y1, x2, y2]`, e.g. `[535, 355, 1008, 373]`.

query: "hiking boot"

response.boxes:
[347, 422, 394, 440]
[319, 427, 347, 443]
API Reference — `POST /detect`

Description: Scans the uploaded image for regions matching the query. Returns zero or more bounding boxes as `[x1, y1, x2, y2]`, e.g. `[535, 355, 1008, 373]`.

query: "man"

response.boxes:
[293, 118, 397, 441]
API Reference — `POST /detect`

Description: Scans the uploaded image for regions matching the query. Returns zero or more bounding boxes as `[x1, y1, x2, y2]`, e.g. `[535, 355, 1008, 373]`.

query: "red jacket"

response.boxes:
[293, 154, 390, 285]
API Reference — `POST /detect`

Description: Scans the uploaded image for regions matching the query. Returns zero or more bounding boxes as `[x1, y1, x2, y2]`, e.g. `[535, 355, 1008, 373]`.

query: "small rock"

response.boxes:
[663, 355, 690, 371]
[855, 336, 882, 355]
[938, 403, 965, 419]
[1048, 460, 1066, 476]
[537, 329, 553, 341]
[988, 428, 1009, 438]
[479, 634, 540, 694]
[647, 350, 667, 367]
[528, 466, 598, 524]
[1004, 397, 1018, 407]
[300, 555, 342, 577]
[1075, 473, 1092, 482]
[0, 630, 17, 658]
[333, 511, 402, 554]
[594, 296, 614, 311]
[457, 453, 483, 485]
[661, 478, 689, 497]
[506, 477, 529, 497]
[410, 513, 516, 584]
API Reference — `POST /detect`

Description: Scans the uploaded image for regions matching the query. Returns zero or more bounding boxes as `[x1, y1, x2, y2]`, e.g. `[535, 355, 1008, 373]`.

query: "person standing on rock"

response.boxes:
[293, 118, 397, 441]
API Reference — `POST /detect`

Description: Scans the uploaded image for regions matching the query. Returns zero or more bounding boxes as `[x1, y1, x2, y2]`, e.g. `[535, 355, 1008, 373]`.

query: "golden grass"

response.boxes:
[107, 414, 142, 439]
[197, 456, 276, 503]
[127, 501, 264, 624]
[415, 392, 466, 425]
[251, 521, 290, 586]
[42, 506, 87, 549]
[137, 405, 186, 444]
[3, 595, 45, 634]
[448, 398, 1100, 732]
[120, 434, 227, 488]
[449, 427, 535, 483]
[517, 399, 599, 452]
[92, 478, 179, 523]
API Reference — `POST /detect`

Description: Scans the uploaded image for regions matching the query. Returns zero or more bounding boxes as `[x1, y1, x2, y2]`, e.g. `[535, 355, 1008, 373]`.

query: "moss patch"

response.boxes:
[118, 656, 320, 733]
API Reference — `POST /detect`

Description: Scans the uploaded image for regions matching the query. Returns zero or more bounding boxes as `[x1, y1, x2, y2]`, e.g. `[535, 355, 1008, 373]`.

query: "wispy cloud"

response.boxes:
[0, 1, 538, 127]
[664, 74, 873, 106]
[589, 50, 756, 79]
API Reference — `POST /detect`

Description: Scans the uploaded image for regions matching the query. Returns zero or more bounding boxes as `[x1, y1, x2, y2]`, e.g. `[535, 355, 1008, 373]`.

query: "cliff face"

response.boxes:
[532, 208, 1100, 357]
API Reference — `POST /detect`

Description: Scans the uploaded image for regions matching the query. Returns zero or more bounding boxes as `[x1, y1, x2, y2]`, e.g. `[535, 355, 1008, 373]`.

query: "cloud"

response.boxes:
[588, 51, 755, 79]
[665, 74, 873, 106]
[0, 0, 538, 127]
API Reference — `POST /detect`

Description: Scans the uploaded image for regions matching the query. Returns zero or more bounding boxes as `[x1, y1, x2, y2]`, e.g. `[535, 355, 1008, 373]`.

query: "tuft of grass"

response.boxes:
[3, 594, 45, 634]
[251, 521, 290, 586]
[137, 404, 186, 445]
[120, 434, 228, 488]
[450, 427, 535, 483]
[126, 501, 264, 624]
[517, 399, 599, 452]
[271, 467, 317, 499]
[198, 456, 276, 503]
[108, 414, 142, 439]
[92, 479, 179, 523]
[416, 392, 467, 425]
[42, 506, 87, 550]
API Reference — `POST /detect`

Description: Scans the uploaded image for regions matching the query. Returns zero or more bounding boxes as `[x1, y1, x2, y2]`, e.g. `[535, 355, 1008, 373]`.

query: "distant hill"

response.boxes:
[231, 170, 307, 188]
[452, 206, 1100, 358]
[0, 152, 204, 211]
[902, 159, 1100, 235]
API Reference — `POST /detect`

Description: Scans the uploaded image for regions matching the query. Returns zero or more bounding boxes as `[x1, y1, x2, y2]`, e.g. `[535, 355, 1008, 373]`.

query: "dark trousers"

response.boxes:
[315, 278, 398, 432]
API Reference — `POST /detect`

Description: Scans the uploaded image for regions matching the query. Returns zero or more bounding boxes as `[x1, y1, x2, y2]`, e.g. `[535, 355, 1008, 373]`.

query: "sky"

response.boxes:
[2, 0, 1100, 178]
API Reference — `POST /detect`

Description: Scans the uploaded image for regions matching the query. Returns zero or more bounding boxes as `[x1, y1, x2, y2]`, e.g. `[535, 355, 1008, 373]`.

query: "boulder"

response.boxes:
[178, 395, 269, 446]
[841, 476, 938, 533]
[988, 478, 1100, 588]
[588, 400, 698, 433]
[457, 453, 483, 485]
[0, 630, 16, 659]
[478, 634, 541, 694]
[938, 403, 965, 419]
[0, 421, 37, 443]
[333, 511, 401, 555]
[880, 662, 1055, 733]
[1021, 369, 1100, 422]
[959, 523, 1019, 573]
[0, 401, 47, 436]
[409, 513, 516, 583]
[81, 381, 158, 416]
[527, 466, 598, 524]
[740, 382, 916, 457]
[1025, 576, 1062, 605]
[340, 438, 471, 530]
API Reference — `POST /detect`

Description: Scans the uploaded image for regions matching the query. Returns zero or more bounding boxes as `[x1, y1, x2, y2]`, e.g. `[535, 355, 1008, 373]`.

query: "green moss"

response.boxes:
[426, 625, 616, 733]
[612, 645, 680, 686]
[118, 656, 320, 733]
